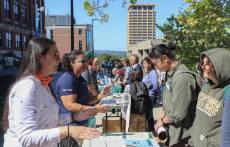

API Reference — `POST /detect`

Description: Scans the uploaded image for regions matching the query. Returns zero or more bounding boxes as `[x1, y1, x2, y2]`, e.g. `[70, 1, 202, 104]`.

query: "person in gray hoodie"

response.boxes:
[190, 48, 230, 147]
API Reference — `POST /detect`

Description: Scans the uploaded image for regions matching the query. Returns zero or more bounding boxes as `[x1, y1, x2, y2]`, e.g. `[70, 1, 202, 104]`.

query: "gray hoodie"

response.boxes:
[191, 48, 230, 147]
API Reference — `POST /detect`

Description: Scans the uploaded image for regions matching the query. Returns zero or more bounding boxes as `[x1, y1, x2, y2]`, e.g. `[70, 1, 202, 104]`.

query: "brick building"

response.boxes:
[0, 0, 45, 58]
[0, 0, 45, 98]
[45, 15, 92, 58]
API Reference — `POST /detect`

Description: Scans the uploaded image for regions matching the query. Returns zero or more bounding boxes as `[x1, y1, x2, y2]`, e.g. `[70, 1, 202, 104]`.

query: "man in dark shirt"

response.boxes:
[129, 54, 143, 81]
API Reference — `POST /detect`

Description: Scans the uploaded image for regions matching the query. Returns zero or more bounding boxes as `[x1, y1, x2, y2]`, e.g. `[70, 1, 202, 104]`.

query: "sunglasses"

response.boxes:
[75, 59, 88, 64]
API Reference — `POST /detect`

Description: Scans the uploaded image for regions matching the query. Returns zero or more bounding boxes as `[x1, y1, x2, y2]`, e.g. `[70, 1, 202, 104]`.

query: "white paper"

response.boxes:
[82, 133, 160, 147]
[125, 94, 131, 133]
[125, 132, 150, 140]
[82, 136, 125, 147]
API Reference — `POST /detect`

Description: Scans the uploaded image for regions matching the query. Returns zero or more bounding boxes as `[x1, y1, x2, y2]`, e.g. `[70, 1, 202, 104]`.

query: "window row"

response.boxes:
[3, 0, 27, 21]
[130, 6, 153, 10]
[0, 32, 27, 49]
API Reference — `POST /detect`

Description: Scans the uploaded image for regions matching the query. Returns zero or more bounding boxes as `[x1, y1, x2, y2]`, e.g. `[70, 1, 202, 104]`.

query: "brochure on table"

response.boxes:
[99, 93, 124, 108]
[82, 132, 160, 147]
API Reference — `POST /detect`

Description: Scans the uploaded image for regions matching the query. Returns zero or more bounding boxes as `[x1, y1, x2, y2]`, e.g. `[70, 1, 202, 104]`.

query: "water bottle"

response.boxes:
[87, 116, 96, 128]
[157, 126, 167, 141]
[124, 84, 130, 94]
[108, 78, 112, 85]
[104, 75, 109, 85]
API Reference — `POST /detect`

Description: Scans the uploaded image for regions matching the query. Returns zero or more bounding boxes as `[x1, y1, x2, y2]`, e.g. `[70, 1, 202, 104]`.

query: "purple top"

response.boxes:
[142, 69, 159, 97]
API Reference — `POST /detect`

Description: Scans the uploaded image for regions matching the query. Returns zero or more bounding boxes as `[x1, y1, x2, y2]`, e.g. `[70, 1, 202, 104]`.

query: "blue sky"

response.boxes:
[45, 0, 186, 51]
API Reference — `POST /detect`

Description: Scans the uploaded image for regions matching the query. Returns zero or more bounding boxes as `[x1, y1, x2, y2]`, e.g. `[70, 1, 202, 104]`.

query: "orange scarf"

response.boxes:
[36, 74, 53, 87]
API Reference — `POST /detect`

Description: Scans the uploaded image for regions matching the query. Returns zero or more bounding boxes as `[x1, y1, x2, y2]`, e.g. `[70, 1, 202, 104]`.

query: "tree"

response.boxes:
[98, 53, 111, 64]
[158, 0, 230, 69]
[83, 0, 137, 21]
[97, 53, 124, 65]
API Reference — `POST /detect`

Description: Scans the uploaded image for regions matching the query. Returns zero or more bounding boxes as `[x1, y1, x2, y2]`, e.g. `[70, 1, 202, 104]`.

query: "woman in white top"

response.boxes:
[3, 38, 100, 147]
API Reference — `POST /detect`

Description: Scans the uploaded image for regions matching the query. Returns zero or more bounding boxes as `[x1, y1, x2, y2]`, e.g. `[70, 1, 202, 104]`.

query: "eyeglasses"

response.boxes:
[75, 59, 88, 64]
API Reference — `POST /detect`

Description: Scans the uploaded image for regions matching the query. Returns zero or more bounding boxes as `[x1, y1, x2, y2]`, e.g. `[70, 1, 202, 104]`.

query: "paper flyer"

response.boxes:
[125, 94, 131, 133]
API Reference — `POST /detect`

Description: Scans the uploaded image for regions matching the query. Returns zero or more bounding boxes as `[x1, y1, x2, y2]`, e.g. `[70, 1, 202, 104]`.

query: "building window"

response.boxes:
[78, 29, 82, 35]
[15, 34, 20, 48]
[22, 0, 27, 24]
[23, 36, 27, 48]
[0, 32, 2, 47]
[14, 0, 20, 21]
[6, 32, 12, 48]
[4, 0, 11, 19]
[50, 29, 53, 40]
[148, 6, 153, 10]
[0, 3, 1, 21]
[79, 40, 82, 50]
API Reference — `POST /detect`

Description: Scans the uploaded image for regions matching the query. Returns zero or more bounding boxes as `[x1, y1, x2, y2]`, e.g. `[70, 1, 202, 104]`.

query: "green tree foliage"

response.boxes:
[83, 0, 137, 18]
[158, 0, 230, 69]
[98, 53, 111, 64]
[97, 53, 124, 65]
[84, 0, 94, 16]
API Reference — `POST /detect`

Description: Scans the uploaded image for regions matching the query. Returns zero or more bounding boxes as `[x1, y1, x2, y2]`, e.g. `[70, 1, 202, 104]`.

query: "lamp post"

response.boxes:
[20, 12, 23, 59]
[91, 19, 100, 53]
[70, 0, 74, 51]
[38, 7, 45, 36]
[36, 0, 44, 37]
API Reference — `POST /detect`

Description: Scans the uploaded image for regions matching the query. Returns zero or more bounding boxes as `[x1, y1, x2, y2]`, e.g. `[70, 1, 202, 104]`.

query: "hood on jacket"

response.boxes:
[200, 48, 230, 87]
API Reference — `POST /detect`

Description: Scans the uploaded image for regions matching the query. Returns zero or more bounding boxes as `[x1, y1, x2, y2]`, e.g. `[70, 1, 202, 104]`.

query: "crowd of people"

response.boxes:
[1, 37, 230, 147]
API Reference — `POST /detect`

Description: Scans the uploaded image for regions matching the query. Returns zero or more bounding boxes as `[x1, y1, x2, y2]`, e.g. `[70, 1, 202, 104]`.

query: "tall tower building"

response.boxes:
[128, 4, 156, 47]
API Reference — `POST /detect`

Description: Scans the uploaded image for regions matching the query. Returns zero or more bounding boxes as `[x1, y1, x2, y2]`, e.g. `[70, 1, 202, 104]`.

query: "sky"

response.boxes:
[45, 0, 187, 51]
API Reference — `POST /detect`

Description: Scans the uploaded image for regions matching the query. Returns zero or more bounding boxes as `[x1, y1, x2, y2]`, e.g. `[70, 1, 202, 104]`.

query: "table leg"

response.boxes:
[105, 113, 108, 133]
[120, 112, 122, 131]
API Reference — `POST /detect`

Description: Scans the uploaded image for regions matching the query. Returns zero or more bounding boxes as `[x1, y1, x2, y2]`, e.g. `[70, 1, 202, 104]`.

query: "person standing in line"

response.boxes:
[3, 38, 100, 147]
[91, 57, 100, 91]
[81, 51, 98, 96]
[121, 58, 131, 85]
[156, 68, 165, 105]
[129, 54, 143, 81]
[150, 44, 197, 147]
[129, 70, 151, 132]
[141, 57, 159, 131]
[191, 48, 230, 147]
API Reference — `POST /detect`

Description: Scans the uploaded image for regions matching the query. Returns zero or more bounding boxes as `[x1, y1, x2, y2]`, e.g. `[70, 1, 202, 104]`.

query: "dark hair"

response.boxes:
[198, 54, 218, 82]
[149, 43, 177, 59]
[198, 54, 214, 77]
[199, 54, 208, 68]
[130, 70, 143, 82]
[61, 50, 84, 72]
[114, 59, 123, 69]
[141, 57, 155, 70]
[2, 37, 55, 132]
